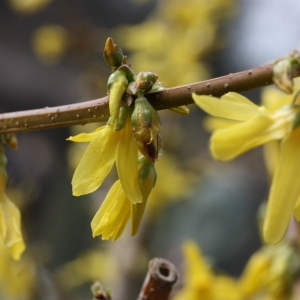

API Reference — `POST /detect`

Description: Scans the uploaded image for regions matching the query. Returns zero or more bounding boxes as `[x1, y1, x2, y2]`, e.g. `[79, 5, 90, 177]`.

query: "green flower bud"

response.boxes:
[136, 71, 158, 94]
[131, 156, 156, 236]
[107, 69, 128, 126]
[113, 104, 131, 131]
[131, 96, 162, 162]
[103, 37, 125, 70]
[273, 58, 294, 94]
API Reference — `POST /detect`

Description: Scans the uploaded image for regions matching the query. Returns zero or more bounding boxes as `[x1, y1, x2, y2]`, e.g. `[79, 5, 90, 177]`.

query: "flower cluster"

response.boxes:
[193, 91, 300, 244]
[69, 38, 167, 240]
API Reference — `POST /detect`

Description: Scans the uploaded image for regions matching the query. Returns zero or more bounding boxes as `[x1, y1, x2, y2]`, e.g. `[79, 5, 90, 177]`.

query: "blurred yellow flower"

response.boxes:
[193, 92, 300, 244]
[173, 241, 240, 300]
[31, 25, 68, 65]
[0, 240, 35, 299]
[56, 249, 117, 289]
[176, 240, 299, 300]
[114, 0, 236, 87]
[8, 0, 52, 14]
[238, 242, 299, 299]
[0, 148, 25, 260]
[147, 153, 196, 218]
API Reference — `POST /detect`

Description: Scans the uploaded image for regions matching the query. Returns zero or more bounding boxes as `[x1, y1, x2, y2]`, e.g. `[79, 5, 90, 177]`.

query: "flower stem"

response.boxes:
[1, 63, 300, 134]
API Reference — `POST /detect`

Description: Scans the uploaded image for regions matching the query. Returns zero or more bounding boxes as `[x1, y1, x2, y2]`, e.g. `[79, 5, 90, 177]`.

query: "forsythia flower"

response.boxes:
[68, 110, 155, 239]
[69, 113, 142, 205]
[0, 148, 25, 260]
[193, 92, 300, 244]
[174, 240, 299, 300]
[173, 241, 240, 300]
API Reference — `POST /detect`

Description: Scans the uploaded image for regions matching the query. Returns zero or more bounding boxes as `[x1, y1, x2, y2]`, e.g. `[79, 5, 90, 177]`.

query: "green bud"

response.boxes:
[131, 156, 156, 236]
[103, 37, 125, 70]
[168, 105, 190, 115]
[113, 104, 131, 131]
[136, 71, 158, 94]
[273, 58, 294, 94]
[131, 96, 162, 162]
[107, 69, 128, 126]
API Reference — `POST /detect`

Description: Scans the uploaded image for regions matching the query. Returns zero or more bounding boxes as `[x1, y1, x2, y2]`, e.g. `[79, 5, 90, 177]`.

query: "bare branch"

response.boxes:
[137, 258, 179, 300]
[1, 63, 300, 134]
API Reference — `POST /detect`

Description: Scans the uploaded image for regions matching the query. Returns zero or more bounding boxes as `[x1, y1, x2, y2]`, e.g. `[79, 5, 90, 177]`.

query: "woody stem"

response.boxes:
[0, 63, 300, 134]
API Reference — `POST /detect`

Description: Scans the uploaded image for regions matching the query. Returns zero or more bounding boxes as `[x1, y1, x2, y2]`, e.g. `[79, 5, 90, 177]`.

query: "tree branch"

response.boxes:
[137, 258, 179, 300]
[1, 63, 299, 134]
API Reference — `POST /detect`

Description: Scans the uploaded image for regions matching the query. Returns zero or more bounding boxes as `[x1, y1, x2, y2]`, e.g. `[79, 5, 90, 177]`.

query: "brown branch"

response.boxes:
[1, 63, 300, 134]
[137, 258, 179, 300]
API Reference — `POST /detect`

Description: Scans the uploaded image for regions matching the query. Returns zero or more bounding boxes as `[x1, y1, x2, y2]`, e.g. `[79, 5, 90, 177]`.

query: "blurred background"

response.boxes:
[1, 0, 300, 299]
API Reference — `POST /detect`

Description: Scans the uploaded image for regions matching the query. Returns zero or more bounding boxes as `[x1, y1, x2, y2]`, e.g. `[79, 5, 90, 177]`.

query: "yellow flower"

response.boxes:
[0, 150, 25, 260]
[8, 0, 52, 14]
[238, 242, 299, 299]
[68, 111, 157, 239]
[173, 241, 240, 300]
[31, 25, 68, 65]
[69, 115, 142, 205]
[193, 92, 300, 244]
[0, 240, 36, 299]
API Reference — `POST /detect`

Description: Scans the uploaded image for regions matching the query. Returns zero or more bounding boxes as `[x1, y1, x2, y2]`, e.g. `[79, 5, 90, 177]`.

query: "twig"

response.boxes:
[1, 63, 300, 134]
[137, 258, 179, 300]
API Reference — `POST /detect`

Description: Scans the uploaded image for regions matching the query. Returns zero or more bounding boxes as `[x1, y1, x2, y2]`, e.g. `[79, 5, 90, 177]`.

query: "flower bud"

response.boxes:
[273, 58, 294, 94]
[131, 96, 162, 162]
[103, 37, 125, 70]
[131, 156, 156, 235]
[136, 71, 158, 94]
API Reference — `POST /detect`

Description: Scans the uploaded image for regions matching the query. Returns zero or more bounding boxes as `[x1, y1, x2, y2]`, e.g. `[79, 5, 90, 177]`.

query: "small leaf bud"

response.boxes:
[103, 37, 125, 70]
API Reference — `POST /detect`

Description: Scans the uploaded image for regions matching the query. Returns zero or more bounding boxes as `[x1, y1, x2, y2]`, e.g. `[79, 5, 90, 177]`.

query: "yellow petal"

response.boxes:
[91, 180, 130, 240]
[72, 125, 118, 196]
[130, 200, 147, 236]
[108, 73, 128, 125]
[67, 126, 105, 143]
[116, 119, 143, 204]
[0, 194, 25, 260]
[263, 128, 300, 244]
[293, 195, 300, 222]
[211, 114, 275, 161]
[193, 92, 266, 122]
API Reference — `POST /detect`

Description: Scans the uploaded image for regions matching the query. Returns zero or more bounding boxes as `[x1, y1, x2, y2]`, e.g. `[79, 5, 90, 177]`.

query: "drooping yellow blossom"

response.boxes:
[69, 114, 142, 205]
[173, 241, 240, 300]
[69, 110, 158, 239]
[193, 92, 300, 244]
[0, 148, 25, 260]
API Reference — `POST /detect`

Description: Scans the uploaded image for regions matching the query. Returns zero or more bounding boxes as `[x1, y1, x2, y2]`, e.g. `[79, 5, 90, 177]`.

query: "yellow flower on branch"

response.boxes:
[69, 110, 142, 205]
[193, 92, 300, 244]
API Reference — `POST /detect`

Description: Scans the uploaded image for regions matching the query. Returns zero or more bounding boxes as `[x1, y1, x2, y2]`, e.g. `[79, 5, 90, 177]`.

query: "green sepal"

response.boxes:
[168, 105, 190, 115]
